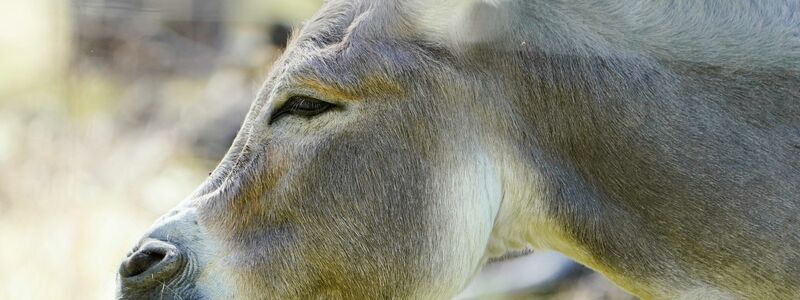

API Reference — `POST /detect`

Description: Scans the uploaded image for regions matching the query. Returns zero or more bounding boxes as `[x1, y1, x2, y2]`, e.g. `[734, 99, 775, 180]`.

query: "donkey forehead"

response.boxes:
[292, 0, 500, 57]
[269, 0, 510, 102]
[273, 4, 459, 100]
[310, 0, 503, 36]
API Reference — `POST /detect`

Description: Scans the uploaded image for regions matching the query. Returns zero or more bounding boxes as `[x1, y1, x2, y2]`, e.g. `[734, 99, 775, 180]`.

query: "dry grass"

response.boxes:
[0, 73, 237, 299]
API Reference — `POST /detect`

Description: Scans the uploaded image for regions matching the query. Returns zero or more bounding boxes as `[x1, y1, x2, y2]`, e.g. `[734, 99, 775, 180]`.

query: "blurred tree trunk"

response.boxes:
[72, 0, 226, 76]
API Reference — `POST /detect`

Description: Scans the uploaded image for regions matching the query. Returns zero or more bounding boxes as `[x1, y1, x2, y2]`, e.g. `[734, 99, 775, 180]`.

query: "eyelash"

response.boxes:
[269, 96, 336, 124]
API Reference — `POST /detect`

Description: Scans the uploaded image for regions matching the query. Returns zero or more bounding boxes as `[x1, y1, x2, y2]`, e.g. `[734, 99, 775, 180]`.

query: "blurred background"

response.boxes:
[0, 0, 633, 299]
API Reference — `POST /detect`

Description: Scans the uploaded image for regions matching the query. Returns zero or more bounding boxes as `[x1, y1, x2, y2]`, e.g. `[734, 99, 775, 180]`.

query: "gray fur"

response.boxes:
[118, 1, 800, 299]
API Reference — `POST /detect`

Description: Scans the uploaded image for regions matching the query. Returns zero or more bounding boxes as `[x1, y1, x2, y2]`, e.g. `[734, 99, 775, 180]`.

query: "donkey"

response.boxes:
[117, 0, 800, 299]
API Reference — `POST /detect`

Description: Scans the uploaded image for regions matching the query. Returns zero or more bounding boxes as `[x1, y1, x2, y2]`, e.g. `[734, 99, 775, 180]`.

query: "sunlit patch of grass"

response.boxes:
[64, 72, 120, 121]
[0, 90, 211, 299]
[0, 38, 218, 300]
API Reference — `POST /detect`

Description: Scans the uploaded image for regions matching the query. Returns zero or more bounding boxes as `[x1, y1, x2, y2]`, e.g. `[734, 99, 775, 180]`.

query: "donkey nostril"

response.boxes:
[121, 249, 167, 277]
[119, 240, 183, 281]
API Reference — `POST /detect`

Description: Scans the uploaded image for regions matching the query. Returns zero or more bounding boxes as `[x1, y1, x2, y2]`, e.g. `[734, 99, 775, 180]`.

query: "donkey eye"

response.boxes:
[270, 96, 335, 124]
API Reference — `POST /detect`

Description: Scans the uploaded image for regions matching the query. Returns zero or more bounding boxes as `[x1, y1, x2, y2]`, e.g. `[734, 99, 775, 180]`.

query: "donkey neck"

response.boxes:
[493, 46, 800, 298]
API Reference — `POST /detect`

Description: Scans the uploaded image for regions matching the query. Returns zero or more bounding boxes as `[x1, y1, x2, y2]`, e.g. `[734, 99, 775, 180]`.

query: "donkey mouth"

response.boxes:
[486, 248, 534, 264]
